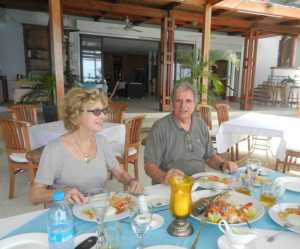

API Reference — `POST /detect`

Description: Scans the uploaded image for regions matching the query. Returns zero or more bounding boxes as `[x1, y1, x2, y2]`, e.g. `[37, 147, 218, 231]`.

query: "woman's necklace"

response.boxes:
[73, 133, 92, 165]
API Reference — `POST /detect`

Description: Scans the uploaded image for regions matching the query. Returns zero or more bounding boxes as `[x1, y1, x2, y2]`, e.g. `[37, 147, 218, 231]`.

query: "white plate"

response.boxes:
[268, 203, 300, 234]
[146, 195, 169, 208]
[145, 246, 186, 249]
[0, 233, 48, 249]
[275, 177, 300, 192]
[192, 172, 231, 190]
[218, 228, 300, 249]
[257, 167, 272, 176]
[73, 194, 133, 223]
[191, 190, 265, 225]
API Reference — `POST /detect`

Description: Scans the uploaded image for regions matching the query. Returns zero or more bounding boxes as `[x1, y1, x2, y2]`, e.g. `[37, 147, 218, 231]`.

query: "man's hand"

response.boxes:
[223, 161, 238, 174]
[163, 168, 185, 184]
[64, 188, 86, 205]
[127, 179, 144, 194]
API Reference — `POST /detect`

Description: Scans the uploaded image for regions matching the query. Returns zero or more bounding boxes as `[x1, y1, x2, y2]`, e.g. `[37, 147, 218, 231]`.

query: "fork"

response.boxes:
[191, 221, 205, 249]
[266, 223, 292, 242]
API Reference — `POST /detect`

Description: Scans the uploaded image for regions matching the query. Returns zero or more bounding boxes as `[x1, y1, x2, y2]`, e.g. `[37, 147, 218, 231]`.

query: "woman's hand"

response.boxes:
[64, 188, 86, 204]
[127, 179, 144, 194]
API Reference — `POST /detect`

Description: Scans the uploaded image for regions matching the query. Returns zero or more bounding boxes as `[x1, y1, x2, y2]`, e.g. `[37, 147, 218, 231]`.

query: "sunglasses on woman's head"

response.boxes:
[86, 107, 110, 116]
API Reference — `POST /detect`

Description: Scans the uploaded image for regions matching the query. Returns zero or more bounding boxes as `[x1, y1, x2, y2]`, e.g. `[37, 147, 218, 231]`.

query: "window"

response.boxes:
[80, 35, 103, 83]
[174, 43, 194, 82]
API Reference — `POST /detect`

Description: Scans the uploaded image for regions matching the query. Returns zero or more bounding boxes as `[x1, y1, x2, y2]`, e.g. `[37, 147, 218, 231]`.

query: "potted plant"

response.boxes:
[176, 48, 240, 103]
[21, 74, 57, 122]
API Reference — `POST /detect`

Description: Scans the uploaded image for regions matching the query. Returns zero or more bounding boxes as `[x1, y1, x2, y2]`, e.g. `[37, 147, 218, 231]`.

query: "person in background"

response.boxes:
[144, 82, 238, 184]
[29, 88, 143, 205]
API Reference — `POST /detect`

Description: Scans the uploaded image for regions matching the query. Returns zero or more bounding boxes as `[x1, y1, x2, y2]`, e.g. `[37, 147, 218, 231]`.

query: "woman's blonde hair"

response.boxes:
[63, 87, 108, 131]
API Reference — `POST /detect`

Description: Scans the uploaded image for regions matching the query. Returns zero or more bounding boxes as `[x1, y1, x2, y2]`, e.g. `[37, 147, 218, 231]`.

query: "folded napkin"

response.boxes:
[9, 153, 28, 163]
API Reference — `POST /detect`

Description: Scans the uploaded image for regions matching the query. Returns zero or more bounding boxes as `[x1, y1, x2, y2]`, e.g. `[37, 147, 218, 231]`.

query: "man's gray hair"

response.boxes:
[171, 82, 198, 103]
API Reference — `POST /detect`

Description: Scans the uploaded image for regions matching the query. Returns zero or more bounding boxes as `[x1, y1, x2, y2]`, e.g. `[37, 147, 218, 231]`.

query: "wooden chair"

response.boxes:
[107, 102, 128, 123]
[214, 103, 230, 126]
[297, 103, 300, 118]
[108, 80, 120, 100]
[196, 104, 213, 130]
[275, 149, 300, 173]
[0, 117, 38, 199]
[214, 103, 252, 161]
[8, 104, 39, 125]
[116, 115, 145, 189]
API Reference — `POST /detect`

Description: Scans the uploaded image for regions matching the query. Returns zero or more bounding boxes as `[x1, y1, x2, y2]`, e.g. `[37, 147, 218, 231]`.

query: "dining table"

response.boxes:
[216, 112, 300, 161]
[26, 121, 126, 165]
[1, 168, 300, 249]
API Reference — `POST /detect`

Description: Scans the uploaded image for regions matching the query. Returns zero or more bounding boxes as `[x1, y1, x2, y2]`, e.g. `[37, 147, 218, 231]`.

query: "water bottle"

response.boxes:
[47, 192, 75, 249]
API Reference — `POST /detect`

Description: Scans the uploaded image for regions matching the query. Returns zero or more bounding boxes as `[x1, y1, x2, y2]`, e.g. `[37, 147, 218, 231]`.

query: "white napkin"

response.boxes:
[9, 153, 28, 163]
[218, 228, 300, 249]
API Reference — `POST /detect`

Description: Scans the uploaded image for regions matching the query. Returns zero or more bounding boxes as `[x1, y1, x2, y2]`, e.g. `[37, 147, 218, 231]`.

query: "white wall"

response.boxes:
[296, 36, 300, 67]
[254, 36, 281, 86]
[0, 9, 88, 99]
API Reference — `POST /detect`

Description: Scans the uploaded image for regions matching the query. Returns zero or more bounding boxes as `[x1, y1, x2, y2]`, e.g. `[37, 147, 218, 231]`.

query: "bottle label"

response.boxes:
[48, 228, 74, 243]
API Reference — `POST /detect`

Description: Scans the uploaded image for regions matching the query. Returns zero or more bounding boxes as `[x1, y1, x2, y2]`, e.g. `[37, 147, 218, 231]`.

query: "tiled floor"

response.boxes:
[0, 99, 298, 218]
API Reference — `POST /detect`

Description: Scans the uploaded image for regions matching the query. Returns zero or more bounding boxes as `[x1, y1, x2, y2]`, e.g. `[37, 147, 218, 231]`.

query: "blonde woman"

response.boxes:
[29, 88, 143, 205]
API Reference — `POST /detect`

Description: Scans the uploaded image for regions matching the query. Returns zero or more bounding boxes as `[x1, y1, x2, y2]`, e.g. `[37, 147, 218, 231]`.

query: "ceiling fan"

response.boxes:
[123, 16, 142, 33]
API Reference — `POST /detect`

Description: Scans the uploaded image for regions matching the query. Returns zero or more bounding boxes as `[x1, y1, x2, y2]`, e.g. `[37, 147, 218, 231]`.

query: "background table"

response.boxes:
[28, 121, 125, 151]
[216, 112, 300, 161]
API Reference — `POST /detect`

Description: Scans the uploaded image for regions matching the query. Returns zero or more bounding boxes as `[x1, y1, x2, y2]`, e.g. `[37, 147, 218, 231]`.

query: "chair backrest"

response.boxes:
[109, 102, 128, 112]
[196, 104, 213, 130]
[0, 117, 31, 154]
[124, 115, 145, 149]
[214, 103, 230, 126]
[107, 102, 128, 123]
[9, 104, 39, 125]
[298, 103, 300, 118]
[108, 80, 120, 100]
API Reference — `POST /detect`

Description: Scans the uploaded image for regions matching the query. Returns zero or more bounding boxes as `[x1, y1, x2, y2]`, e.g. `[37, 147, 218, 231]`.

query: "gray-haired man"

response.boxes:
[144, 82, 237, 184]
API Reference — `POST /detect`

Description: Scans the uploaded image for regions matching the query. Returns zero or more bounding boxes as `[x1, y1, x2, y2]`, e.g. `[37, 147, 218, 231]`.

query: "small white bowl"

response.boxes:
[218, 220, 257, 249]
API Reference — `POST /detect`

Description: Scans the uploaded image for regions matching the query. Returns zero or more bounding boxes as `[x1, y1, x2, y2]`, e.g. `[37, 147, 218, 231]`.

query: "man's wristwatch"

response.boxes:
[219, 161, 226, 172]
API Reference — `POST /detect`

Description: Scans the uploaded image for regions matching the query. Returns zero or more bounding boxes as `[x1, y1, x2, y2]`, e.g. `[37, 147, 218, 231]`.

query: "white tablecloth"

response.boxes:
[216, 112, 300, 160]
[28, 121, 125, 152]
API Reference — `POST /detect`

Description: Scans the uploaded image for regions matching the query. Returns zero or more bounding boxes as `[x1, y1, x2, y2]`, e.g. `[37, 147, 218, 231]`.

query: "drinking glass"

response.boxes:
[89, 192, 109, 249]
[104, 222, 121, 249]
[231, 175, 252, 196]
[259, 181, 285, 208]
[130, 202, 152, 249]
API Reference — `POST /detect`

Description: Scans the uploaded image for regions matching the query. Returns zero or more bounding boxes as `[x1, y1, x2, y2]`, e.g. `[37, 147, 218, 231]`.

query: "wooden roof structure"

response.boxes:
[1, 0, 300, 36]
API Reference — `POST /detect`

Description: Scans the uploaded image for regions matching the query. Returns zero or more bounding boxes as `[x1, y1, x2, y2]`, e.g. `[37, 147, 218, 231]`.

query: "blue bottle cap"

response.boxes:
[52, 191, 65, 201]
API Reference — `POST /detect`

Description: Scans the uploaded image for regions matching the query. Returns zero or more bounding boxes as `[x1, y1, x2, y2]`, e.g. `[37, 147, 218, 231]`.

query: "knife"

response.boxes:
[75, 236, 98, 249]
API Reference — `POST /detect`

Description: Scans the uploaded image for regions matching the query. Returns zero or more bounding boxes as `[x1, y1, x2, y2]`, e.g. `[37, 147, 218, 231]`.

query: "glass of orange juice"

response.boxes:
[259, 181, 285, 208]
[231, 175, 252, 196]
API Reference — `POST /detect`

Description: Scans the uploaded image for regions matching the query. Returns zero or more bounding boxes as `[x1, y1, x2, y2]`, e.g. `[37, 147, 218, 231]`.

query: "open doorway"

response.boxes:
[102, 37, 159, 98]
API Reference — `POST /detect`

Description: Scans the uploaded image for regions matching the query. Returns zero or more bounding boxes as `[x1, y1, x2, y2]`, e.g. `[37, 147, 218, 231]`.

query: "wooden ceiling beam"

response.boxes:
[163, 1, 182, 11]
[278, 19, 300, 25]
[212, 9, 228, 16]
[207, 0, 225, 6]
[216, 0, 300, 20]
[63, 0, 167, 18]
[138, 0, 205, 8]
[0, 0, 48, 12]
[252, 23, 300, 34]
[170, 10, 251, 29]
